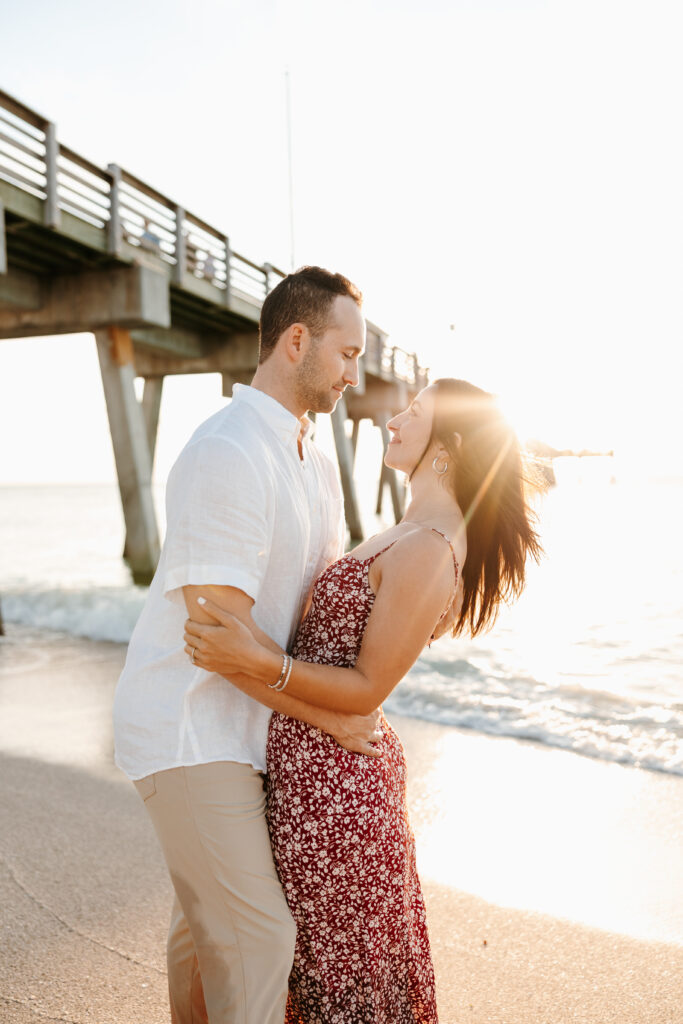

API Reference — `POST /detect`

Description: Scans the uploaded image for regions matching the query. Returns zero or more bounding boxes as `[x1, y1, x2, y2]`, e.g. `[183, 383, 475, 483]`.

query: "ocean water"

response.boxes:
[1, 457, 682, 777]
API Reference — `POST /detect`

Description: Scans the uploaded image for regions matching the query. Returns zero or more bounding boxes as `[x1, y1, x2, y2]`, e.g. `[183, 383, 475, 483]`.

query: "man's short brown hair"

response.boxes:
[258, 266, 362, 363]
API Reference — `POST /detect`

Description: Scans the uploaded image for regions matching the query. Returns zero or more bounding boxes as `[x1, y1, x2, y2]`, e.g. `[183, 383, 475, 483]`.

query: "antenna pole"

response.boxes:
[285, 69, 295, 271]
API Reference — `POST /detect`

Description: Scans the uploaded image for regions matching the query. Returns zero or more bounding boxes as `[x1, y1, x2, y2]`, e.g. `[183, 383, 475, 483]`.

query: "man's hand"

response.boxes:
[325, 708, 385, 757]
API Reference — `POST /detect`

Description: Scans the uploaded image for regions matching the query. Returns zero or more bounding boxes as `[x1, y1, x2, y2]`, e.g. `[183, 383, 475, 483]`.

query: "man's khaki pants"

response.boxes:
[134, 760, 295, 1024]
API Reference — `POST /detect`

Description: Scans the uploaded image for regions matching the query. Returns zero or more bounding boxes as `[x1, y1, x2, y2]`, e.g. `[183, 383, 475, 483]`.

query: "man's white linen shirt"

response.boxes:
[113, 384, 345, 780]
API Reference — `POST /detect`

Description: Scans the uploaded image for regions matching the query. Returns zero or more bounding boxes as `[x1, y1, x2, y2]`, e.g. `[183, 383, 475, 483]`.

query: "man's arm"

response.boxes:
[184, 530, 456, 716]
[183, 584, 382, 757]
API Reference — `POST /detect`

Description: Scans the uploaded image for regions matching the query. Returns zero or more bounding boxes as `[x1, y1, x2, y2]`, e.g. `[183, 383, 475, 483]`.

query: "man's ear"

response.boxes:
[280, 322, 311, 364]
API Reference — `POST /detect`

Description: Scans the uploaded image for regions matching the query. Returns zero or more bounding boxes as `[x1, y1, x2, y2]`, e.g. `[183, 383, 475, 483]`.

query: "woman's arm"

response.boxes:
[215, 667, 384, 756]
[183, 583, 383, 755]
[185, 531, 456, 716]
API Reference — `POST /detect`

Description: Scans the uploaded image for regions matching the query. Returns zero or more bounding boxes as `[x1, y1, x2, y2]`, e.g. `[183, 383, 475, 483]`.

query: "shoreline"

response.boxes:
[0, 627, 682, 1021]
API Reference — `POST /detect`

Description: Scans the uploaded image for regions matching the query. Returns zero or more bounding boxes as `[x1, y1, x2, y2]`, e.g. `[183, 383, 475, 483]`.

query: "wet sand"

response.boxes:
[1, 626, 681, 1023]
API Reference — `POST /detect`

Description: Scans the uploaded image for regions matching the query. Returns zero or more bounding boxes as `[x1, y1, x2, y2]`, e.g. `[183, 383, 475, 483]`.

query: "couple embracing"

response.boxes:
[113, 266, 540, 1023]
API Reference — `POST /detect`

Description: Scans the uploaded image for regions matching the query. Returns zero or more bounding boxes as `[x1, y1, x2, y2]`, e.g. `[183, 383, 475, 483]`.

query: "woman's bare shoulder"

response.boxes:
[379, 527, 459, 582]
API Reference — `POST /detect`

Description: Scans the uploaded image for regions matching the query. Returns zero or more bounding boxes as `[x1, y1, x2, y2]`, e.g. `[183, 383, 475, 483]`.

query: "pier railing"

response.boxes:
[0, 88, 284, 307]
[0, 87, 427, 386]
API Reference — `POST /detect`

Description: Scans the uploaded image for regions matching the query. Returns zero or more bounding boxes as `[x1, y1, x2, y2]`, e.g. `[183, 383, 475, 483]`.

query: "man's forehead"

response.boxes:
[332, 293, 362, 315]
[327, 301, 365, 341]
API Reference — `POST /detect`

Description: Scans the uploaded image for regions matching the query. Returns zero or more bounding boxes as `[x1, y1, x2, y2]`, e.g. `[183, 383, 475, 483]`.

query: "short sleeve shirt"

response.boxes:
[113, 385, 345, 779]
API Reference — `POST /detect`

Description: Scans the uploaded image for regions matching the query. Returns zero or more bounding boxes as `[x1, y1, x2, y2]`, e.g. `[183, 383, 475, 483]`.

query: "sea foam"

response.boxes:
[2, 586, 146, 644]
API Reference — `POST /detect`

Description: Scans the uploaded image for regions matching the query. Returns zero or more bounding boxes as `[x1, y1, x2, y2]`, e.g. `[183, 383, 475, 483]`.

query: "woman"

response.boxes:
[184, 378, 542, 1023]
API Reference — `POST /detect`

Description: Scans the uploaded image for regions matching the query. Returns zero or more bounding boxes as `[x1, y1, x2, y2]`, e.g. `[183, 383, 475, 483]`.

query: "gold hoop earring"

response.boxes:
[432, 457, 448, 476]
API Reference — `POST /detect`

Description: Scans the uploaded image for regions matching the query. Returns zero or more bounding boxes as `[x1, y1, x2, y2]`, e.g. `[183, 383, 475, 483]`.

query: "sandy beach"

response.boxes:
[1, 625, 681, 1023]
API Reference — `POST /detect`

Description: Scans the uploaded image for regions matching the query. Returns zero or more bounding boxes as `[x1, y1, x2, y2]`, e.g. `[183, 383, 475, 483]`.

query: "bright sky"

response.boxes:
[1, 0, 681, 482]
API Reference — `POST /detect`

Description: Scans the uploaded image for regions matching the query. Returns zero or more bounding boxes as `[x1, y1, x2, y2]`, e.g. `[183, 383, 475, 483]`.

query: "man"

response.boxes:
[113, 266, 381, 1024]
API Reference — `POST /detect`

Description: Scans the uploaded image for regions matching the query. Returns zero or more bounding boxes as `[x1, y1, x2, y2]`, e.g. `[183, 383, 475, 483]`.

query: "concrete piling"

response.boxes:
[95, 328, 160, 585]
[331, 396, 364, 541]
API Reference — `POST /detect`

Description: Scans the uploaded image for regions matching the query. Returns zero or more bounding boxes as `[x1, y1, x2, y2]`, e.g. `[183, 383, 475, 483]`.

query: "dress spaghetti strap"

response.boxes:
[422, 528, 460, 638]
[427, 527, 460, 589]
[363, 539, 400, 564]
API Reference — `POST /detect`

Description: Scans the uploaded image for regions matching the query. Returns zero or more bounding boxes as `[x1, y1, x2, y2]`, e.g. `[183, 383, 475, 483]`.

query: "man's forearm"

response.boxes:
[184, 587, 370, 735]
[236, 616, 342, 728]
[225, 670, 338, 735]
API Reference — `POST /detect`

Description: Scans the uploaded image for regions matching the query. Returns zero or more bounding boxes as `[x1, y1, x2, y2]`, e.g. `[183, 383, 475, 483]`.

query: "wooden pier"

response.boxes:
[0, 88, 428, 582]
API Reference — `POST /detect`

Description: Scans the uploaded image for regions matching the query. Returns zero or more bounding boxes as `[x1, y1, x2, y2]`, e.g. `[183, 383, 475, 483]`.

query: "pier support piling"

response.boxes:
[376, 461, 388, 516]
[331, 397, 363, 541]
[95, 328, 160, 584]
[122, 375, 164, 564]
[350, 419, 360, 469]
[377, 417, 405, 522]
[141, 377, 164, 466]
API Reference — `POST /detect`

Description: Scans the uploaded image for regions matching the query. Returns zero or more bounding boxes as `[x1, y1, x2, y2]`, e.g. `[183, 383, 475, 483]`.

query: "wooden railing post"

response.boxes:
[173, 205, 186, 285]
[44, 121, 60, 228]
[224, 235, 232, 308]
[107, 163, 122, 255]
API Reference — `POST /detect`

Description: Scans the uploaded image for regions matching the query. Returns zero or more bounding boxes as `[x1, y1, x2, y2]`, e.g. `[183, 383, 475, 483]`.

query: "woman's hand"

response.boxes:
[325, 708, 385, 757]
[184, 599, 265, 677]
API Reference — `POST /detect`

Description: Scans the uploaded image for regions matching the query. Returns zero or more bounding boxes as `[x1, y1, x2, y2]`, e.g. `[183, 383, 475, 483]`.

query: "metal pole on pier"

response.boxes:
[285, 69, 296, 271]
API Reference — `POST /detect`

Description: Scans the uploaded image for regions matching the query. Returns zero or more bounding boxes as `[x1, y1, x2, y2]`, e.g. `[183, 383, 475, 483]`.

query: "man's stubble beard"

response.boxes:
[294, 345, 338, 415]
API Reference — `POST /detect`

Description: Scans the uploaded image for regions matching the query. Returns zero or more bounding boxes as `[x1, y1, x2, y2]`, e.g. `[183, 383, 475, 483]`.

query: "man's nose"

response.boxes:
[344, 357, 360, 388]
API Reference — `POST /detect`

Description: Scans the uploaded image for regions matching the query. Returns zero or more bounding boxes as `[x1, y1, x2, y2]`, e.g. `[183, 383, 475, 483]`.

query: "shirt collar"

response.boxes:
[231, 384, 312, 447]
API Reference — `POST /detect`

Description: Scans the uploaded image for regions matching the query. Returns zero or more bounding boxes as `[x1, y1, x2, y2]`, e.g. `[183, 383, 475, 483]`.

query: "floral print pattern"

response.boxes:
[266, 538, 455, 1023]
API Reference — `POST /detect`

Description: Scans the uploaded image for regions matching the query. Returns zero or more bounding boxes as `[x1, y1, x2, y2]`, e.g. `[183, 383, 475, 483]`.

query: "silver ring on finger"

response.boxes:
[191, 646, 197, 663]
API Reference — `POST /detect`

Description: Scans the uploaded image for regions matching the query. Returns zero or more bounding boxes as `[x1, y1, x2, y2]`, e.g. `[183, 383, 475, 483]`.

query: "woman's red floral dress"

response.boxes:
[267, 538, 455, 1023]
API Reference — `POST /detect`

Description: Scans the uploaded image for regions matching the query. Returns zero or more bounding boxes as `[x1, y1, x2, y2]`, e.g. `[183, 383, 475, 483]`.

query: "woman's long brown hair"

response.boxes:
[428, 378, 543, 636]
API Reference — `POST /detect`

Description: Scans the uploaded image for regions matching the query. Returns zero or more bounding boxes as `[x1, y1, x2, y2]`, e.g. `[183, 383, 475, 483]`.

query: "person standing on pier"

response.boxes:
[113, 266, 379, 1024]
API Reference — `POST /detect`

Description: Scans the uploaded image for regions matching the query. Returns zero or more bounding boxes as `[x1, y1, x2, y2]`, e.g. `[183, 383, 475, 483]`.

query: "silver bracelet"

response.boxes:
[280, 654, 294, 692]
[267, 654, 290, 691]
[271, 654, 293, 692]
[268, 654, 288, 690]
